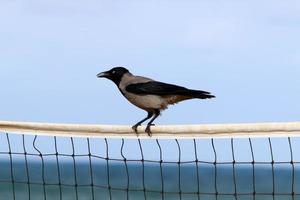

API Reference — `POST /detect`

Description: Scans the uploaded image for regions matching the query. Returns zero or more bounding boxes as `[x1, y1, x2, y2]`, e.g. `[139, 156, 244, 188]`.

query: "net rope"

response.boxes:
[0, 126, 300, 200]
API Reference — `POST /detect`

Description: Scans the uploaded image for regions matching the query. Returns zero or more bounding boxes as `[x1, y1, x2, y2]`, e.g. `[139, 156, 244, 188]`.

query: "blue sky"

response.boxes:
[0, 0, 300, 126]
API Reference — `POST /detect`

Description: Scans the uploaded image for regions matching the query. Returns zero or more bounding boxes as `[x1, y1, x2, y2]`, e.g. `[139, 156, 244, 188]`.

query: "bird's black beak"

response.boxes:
[97, 71, 110, 78]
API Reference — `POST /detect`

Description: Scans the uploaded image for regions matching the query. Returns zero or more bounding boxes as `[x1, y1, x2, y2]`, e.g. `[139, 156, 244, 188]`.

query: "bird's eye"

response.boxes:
[112, 70, 116, 74]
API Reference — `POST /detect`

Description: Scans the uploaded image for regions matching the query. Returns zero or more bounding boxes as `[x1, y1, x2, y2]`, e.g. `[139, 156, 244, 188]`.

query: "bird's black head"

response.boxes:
[97, 67, 129, 85]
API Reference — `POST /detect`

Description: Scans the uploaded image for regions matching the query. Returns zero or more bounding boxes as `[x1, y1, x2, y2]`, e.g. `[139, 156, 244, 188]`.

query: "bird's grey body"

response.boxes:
[119, 73, 171, 111]
[97, 67, 215, 135]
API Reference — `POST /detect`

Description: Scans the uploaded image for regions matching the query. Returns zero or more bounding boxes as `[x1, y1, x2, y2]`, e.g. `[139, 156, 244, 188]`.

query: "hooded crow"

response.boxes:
[97, 67, 215, 136]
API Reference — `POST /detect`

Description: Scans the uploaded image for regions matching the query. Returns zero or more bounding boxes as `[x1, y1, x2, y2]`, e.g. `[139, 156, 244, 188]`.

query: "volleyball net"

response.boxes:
[0, 121, 300, 200]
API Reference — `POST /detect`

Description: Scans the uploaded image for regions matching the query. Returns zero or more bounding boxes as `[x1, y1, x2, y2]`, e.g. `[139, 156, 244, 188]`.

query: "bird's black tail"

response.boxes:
[177, 89, 215, 99]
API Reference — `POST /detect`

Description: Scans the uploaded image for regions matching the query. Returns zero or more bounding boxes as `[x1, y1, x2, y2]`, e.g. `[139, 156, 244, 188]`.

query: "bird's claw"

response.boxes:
[145, 124, 155, 137]
[132, 124, 140, 135]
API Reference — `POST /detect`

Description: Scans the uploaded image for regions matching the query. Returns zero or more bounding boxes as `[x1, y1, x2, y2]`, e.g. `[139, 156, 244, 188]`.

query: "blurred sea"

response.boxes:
[0, 159, 299, 200]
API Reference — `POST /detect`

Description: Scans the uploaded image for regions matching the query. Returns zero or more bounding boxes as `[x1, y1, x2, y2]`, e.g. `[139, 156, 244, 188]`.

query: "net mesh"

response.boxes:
[0, 131, 300, 200]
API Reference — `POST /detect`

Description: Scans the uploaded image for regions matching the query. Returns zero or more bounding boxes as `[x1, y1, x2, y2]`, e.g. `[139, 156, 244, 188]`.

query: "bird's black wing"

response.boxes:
[126, 81, 187, 95]
[126, 81, 215, 99]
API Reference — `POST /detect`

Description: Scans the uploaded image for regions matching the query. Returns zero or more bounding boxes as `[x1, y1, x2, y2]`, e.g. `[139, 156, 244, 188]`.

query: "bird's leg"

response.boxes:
[132, 112, 153, 134]
[145, 110, 160, 136]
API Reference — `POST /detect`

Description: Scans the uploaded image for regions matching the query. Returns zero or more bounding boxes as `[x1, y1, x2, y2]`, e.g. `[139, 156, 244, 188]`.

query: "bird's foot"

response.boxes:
[132, 124, 141, 135]
[145, 124, 155, 137]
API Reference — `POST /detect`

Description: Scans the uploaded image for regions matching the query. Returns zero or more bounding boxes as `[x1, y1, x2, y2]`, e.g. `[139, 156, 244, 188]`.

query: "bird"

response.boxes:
[97, 67, 215, 136]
